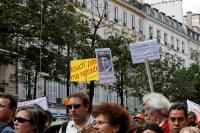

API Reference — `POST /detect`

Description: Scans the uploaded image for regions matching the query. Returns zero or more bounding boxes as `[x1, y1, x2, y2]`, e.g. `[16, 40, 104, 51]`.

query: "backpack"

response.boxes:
[61, 122, 68, 133]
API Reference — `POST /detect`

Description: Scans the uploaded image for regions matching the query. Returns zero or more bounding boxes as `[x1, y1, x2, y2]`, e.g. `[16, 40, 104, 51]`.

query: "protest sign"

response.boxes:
[70, 58, 98, 82]
[129, 39, 160, 64]
[18, 97, 48, 110]
[95, 48, 115, 84]
[187, 99, 200, 121]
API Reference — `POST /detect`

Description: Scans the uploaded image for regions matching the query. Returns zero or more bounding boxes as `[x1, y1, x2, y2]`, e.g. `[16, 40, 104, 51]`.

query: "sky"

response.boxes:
[144, 0, 200, 15]
[182, 0, 200, 15]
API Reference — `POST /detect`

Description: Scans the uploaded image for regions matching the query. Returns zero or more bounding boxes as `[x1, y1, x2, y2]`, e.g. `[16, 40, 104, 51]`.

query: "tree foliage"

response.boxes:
[0, 0, 90, 98]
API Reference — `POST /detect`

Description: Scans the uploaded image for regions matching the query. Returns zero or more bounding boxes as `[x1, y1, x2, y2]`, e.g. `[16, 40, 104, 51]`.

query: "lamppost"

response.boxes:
[63, 98, 69, 119]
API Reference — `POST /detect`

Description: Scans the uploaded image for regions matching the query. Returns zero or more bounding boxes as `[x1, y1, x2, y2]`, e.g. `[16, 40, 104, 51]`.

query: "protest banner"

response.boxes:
[187, 99, 200, 121]
[18, 97, 48, 110]
[70, 58, 98, 82]
[95, 48, 115, 84]
[129, 40, 160, 92]
[129, 39, 160, 64]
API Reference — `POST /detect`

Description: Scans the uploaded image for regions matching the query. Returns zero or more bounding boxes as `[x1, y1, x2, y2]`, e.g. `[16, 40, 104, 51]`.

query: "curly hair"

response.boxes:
[92, 102, 130, 133]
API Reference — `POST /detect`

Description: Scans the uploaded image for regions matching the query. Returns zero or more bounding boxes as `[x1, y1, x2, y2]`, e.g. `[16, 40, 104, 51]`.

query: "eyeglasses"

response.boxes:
[144, 107, 157, 113]
[13, 117, 32, 123]
[67, 104, 81, 109]
[93, 120, 110, 126]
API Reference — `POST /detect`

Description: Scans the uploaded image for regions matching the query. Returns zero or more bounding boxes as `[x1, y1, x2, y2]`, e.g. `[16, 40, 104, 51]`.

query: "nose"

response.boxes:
[174, 119, 179, 126]
[94, 124, 99, 130]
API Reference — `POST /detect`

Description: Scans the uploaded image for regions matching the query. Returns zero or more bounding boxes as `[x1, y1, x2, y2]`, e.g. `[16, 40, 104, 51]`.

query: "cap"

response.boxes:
[133, 114, 144, 119]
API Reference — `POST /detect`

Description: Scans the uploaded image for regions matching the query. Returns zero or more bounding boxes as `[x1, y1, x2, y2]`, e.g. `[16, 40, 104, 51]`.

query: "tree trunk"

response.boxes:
[33, 66, 38, 99]
[27, 72, 32, 99]
[89, 81, 94, 113]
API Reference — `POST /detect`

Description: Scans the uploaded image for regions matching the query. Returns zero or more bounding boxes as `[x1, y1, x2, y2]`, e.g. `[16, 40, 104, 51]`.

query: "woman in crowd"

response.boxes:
[135, 123, 163, 133]
[92, 102, 130, 133]
[180, 127, 200, 133]
[14, 104, 46, 133]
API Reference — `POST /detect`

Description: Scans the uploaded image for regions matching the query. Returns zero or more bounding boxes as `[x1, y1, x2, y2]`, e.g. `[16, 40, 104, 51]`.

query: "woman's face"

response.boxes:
[14, 110, 35, 133]
[94, 114, 119, 133]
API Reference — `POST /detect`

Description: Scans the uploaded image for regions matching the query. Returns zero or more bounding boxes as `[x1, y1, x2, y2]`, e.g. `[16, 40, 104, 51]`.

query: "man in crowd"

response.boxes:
[0, 93, 17, 132]
[143, 92, 171, 133]
[187, 111, 197, 127]
[59, 92, 94, 133]
[99, 55, 112, 73]
[168, 104, 188, 133]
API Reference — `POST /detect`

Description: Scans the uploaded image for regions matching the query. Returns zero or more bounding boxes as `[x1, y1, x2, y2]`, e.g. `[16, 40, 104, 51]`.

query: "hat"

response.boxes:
[133, 114, 144, 119]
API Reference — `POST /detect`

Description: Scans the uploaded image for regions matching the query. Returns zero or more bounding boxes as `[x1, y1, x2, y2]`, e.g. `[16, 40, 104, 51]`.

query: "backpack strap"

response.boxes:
[61, 122, 68, 133]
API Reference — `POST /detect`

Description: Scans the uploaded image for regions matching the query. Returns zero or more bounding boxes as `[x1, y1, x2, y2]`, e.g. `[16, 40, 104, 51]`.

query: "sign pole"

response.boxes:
[144, 59, 154, 93]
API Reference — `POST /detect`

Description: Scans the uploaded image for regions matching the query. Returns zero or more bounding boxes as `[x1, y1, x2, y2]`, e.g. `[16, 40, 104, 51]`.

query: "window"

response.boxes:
[114, 6, 118, 22]
[104, 1, 108, 18]
[164, 33, 168, 45]
[123, 11, 127, 26]
[132, 15, 135, 29]
[176, 39, 180, 51]
[157, 30, 161, 43]
[82, 0, 87, 8]
[171, 36, 174, 49]
[139, 19, 143, 33]
[182, 41, 185, 53]
[149, 26, 153, 39]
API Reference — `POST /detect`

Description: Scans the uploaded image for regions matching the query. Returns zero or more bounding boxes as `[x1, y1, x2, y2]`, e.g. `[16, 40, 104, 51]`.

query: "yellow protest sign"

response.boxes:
[70, 58, 98, 82]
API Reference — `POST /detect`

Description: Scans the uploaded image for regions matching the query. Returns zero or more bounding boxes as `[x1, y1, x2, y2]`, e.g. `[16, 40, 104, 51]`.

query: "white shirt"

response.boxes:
[59, 115, 94, 133]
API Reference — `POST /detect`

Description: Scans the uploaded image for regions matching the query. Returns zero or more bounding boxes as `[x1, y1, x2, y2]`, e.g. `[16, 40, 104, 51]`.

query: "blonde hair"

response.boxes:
[180, 127, 200, 133]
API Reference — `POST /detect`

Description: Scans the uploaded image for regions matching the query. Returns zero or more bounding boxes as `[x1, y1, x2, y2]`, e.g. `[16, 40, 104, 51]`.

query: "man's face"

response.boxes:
[67, 97, 88, 123]
[0, 98, 15, 123]
[144, 105, 159, 124]
[168, 109, 187, 133]
[101, 57, 110, 69]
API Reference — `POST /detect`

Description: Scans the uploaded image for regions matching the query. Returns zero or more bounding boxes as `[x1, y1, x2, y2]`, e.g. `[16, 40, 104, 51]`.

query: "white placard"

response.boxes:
[95, 48, 115, 84]
[129, 39, 160, 64]
[187, 99, 200, 121]
[18, 97, 48, 110]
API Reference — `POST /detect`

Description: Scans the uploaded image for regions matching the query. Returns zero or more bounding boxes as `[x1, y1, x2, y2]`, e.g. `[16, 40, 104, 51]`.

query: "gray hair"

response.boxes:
[143, 93, 171, 115]
[180, 127, 200, 133]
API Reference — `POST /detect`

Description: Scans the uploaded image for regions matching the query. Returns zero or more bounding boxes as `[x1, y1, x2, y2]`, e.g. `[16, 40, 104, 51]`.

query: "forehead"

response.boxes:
[169, 109, 186, 117]
[0, 98, 10, 105]
[68, 97, 83, 104]
[17, 110, 29, 118]
[96, 114, 109, 121]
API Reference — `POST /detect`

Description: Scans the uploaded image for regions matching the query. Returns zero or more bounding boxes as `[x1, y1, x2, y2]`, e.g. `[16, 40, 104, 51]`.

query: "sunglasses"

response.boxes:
[13, 117, 32, 123]
[67, 104, 81, 109]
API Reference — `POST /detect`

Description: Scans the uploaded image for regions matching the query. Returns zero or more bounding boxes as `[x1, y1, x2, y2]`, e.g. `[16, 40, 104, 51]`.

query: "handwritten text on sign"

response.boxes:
[70, 58, 98, 82]
[129, 39, 160, 64]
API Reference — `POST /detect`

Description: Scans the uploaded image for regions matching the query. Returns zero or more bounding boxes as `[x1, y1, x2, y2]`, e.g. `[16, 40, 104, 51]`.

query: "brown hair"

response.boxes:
[68, 92, 90, 108]
[92, 102, 130, 133]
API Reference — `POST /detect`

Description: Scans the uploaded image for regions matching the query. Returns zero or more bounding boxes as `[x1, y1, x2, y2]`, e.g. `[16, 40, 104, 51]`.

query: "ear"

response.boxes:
[10, 108, 16, 117]
[113, 124, 120, 133]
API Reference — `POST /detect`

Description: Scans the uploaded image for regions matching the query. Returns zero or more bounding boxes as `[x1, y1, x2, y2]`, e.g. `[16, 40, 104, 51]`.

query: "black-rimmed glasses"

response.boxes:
[13, 117, 32, 123]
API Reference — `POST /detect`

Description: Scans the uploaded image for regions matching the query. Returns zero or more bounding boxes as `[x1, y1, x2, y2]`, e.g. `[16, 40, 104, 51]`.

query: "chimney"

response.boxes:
[186, 11, 193, 29]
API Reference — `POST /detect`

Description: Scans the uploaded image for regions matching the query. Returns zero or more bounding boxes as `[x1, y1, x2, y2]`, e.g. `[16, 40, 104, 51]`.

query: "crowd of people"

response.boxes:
[0, 92, 200, 133]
